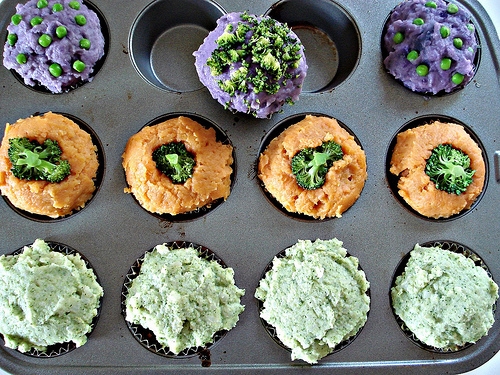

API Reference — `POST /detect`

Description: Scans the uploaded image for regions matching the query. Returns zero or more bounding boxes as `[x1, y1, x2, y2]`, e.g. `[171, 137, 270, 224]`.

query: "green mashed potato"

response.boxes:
[255, 238, 370, 363]
[124, 243, 245, 354]
[0, 239, 103, 353]
[391, 244, 499, 350]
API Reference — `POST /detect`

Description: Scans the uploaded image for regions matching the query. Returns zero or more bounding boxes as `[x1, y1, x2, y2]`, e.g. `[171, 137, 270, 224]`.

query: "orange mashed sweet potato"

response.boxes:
[122, 116, 233, 215]
[258, 115, 367, 219]
[390, 121, 485, 219]
[0, 112, 99, 218]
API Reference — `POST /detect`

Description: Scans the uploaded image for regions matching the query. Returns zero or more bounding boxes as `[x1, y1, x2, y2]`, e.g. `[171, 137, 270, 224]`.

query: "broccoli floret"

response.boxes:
[291, 140, 343, 190]
[152, 142, 195, 184]
[8, 137, 71, 183]
[425, 143, 475, 195]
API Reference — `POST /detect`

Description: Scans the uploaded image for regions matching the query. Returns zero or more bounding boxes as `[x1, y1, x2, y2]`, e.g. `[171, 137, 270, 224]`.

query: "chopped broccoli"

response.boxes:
[152, 142, 195, 184]
[425, 143, 475, 195]
[205, 12, 303, 98]
[291, 140, 344, 190]
[8, 137, 71, 183]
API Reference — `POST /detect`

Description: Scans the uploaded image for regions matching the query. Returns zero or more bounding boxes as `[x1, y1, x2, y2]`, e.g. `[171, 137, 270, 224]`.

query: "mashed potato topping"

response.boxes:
[0, 239, 103, 353]
[255, 238, 370, 363]
[258, 115, 366, 219]
[0, 112, 99, 218]
[391, 244, 498, 350]
[390, 120, 485, 218]
[122, 116, 233, 216]
[124, 243, 245, 354]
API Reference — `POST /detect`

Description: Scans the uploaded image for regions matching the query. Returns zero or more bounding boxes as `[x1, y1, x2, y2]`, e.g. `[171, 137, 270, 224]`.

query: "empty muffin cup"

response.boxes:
[265, 0, 361, 93]
[386, 115, 488, 221]
[129, 0, 226, 92]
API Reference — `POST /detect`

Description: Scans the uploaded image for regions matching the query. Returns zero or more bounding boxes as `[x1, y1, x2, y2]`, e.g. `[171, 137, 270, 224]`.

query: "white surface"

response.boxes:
[0, 1, 499, 375]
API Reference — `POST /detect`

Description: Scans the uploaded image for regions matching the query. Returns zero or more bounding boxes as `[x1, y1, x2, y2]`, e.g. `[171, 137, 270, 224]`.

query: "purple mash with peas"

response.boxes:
[383, 0, 477, 94]
[3, 0, 105, 93]
[194, 12, 307, 119]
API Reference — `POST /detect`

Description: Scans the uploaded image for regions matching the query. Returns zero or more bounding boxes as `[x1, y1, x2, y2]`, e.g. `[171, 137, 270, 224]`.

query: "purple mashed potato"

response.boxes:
[383, 0, 477, 94]
[3, 0, 105, 93]
[194, 12, 307, 119]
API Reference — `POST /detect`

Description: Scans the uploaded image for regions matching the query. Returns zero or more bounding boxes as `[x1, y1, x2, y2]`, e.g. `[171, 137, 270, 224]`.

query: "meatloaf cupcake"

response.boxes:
[391, 243, 498, 351]
[0, 112, 99, 218]
[258, 115, 366, 219]
[389, 120, 485, 219]
[122, 116, 233, 216]
[194, 11, 307, 118]
[123, 242, 245, 356]
[3, 0, 105, 93]
[0, 238, 103, 354]
[255, 238, 370, 363]
[383, 0, 478, 94]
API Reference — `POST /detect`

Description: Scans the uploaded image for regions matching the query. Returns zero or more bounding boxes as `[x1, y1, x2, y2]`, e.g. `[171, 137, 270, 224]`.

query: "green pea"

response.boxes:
[30, 16, 43, 27]
[413, 18, 424, 26]
[440, 58, 452, 70]
[407, 50, 419, 62]
[16, 53, 27, 64]
[69, 1, 81, 10]
[7, 33, 17, 46]
[467, 23, 475, 32]
[425, 1, 437, 8]
[49, 63, 62, 77]
[447, 4, 459, 14]
[38, 34, 52, 47]
[440, 26, 450, 38]
[416, 64, 429, 76]
[393, 32, 404, 44]
[52, 3, 63, 12]
[73, 60, 86, 72]
[452, 73, 464, 85]
[11, 14, 22, 25]
[79, 38, 91, 50]
[453, 37, 463, 49]
[37, 0, 48, 8]
[56, 26, 67, 38]
[75, 15, 86, 26]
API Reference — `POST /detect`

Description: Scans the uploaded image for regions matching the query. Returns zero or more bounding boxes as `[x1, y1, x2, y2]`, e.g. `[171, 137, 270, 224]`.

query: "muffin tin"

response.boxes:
[1, 0, 499, 373]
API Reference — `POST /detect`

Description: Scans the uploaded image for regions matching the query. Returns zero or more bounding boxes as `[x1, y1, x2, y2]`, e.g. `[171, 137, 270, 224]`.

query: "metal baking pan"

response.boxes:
[1, 0, 499, 373]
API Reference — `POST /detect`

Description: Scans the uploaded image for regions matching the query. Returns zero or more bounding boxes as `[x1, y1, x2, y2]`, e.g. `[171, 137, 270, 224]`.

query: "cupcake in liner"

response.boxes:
[121, 241, 245, 359]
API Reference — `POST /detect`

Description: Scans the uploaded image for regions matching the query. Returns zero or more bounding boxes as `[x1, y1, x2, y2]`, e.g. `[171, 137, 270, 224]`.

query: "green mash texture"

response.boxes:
[391, 244, 499, 350]
[255, 238, 370, 363]
[0, 239, 103, 353]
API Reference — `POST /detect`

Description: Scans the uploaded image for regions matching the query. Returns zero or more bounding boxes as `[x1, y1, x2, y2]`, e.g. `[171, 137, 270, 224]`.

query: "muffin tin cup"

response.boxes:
[124, 112, 236, 222]
[256, 245, 371, 359]
[257, 112, 365, 221]
[0, 241, 103, 358]
[120, 241, 230, 360]
[386, 114, 489, 222]
[265, 0, 361, 93]
[0, 111, 105, 223]
[5, 0, 110, 94]
[390, 240, 497, 353]
[129, 0, 226, 93]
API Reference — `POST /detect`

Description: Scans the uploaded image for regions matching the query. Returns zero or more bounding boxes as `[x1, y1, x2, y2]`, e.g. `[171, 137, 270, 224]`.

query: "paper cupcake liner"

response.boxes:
[121, 241, 229, 358]
[391, 240, 497, 353]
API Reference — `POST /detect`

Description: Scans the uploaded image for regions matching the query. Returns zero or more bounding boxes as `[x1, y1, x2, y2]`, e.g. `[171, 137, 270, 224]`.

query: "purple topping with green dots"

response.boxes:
[2, 0, 105, 93]
[383, 0, 478, 94]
